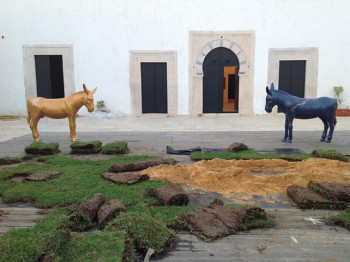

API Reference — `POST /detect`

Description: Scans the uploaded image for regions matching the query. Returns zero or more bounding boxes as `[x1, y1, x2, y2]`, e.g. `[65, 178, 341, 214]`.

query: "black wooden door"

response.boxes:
[203, 47, 239, 113]
[278, 60, 306, 97]
[35, 55, 65, 98]
[141, 62, 167, 114]
[278, 60, 306, 112]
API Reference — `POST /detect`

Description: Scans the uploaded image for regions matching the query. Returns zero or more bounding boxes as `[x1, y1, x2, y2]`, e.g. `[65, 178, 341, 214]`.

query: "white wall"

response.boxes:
[1, 0, 349, 115]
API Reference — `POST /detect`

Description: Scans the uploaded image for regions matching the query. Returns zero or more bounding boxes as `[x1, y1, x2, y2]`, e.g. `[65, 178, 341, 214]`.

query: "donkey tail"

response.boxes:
[26, 100, 32, 124]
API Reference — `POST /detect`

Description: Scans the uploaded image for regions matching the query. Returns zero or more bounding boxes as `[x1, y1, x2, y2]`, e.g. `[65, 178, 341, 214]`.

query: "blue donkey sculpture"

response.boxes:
[265, 83, 338, 143]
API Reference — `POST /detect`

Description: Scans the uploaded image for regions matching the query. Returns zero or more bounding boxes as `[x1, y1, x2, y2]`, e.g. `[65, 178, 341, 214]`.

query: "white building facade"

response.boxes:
[1, 0, 349, 116]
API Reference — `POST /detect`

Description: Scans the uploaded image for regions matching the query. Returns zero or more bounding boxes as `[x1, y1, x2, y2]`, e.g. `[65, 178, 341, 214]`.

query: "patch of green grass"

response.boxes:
[312, 149, 349, 162]
[0, 208, 68, 262]
[150, 206, 195, 229]
[57, 231, 126, 262]
[101, 141, 129, 155]
[70, 140, 102, 154]
[0, 154, 166, 207]
[191, 148, 312, 161]
[25, 142, 60, 155]
[329, 205, 350, 230]
[105, 211, 175, 254]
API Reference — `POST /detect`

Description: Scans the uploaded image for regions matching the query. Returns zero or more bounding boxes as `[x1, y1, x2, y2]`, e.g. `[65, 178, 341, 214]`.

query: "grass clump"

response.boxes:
[312, 149, 349, 162]
[191, 148, 312, 161]
[105, 211, 175, 254]
[70, 140, 102, 154]
[0, 208, 68, 262]
[25, 142, 59, 155]
[57, 231, 126, 262]
[101, 141, 128, 155]
[240, 209, 275, 231]
[329, 205, 350, 230]
[150, 206, 195, 229]
[0, 115, 20, 120]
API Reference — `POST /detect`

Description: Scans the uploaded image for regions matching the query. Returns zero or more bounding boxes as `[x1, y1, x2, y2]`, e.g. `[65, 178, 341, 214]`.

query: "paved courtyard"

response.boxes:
[0, 114, 349, 261]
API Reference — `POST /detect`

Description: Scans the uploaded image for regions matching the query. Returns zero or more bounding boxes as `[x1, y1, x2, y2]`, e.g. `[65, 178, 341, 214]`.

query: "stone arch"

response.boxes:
[195, 39, 248, 76]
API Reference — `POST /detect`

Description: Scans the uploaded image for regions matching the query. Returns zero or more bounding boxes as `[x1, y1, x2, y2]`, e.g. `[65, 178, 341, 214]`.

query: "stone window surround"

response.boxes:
[189, 31, 255, 115]
[129, 51, 178, 116]
[23, 45, 75, 100]
[267, 48, 319, 114]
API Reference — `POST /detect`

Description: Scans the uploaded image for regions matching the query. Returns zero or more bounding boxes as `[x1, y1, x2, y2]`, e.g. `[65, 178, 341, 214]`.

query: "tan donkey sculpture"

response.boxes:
[27, 84, 97, 142]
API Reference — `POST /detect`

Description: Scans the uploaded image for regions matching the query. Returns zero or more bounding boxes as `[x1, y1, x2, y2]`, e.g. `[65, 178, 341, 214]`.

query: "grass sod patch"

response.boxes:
[312, 149, 349, 162]
[190, 148, 313, 161]
[0, 115, 20, 120]
[307, 181, 331, 200]
[25, 142, 60, 155]
[70, 140, 102, 154]
[239, 208, 275, 231]
[57, 231, 126, 262]
[329, 205, 350, 230]
[101, 141, 129, 155]
[0, 154, 167, 208]
[0, 208, 68, 262]
[0, 154, 34, 165]
[105, 211, 175, 254]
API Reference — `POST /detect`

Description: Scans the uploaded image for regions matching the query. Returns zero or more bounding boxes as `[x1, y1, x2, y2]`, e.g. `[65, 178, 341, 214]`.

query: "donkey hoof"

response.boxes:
[326, 140, 332, 143]
[34, 138, 41, 142]
[320, 138, 325, 142]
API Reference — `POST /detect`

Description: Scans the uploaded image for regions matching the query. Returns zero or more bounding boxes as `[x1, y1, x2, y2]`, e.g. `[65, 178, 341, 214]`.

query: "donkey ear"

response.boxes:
[91, 87, 97, 94]
[270, 82, 275, 91]
[266, 86, 272, 96]
[83, 84, 88, 94]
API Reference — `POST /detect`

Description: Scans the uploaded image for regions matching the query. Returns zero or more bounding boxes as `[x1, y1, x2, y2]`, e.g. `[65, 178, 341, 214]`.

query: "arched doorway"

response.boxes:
[203, 47, 239, 113]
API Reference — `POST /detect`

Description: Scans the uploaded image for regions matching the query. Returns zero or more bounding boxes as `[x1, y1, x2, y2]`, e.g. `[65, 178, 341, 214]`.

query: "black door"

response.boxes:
[35, 55, 65, 98]
[278, 60, 306, 112]
[141, 62, 167, 114]
[278, 60, 306, 97]
[203, 47, 239, 113]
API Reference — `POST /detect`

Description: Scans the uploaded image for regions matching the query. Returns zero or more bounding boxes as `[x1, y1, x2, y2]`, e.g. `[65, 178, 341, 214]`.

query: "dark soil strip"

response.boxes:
[148, 184, 189, 206]
[287, 185, 347, 210]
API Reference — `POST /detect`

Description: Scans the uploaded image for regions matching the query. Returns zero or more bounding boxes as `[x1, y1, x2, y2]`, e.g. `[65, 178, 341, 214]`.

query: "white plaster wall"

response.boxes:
[0, 0, 349, 115]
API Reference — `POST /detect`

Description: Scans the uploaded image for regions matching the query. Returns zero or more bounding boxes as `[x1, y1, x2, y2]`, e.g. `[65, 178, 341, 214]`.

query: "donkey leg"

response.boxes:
[286, 119, 293, 143]
[326, 117, 336, 143]
[68, 116, 78, 142]
[319, 117, 328, 142]
[30, 115, 41, 142]
[282, 116, 289, 142]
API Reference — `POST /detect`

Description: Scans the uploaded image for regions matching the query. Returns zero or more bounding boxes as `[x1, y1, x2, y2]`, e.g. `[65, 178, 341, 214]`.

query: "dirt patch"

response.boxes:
[101, 172, 149, 185]
[25, 171, 61, 182]
[139, 158, 350, 200]
[108, 159, 168, 173]
[148, 183, 189, 206]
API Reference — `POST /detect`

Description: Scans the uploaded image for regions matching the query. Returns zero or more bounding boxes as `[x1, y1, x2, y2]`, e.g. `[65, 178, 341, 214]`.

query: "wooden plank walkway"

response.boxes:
[153, 209, 350, 261]
[0, 200, 49, 235]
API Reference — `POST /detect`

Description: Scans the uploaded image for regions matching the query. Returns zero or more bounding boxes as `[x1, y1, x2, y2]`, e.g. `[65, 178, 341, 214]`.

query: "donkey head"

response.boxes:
[82, 84, 97, 112]
[265, 83, 276, 113]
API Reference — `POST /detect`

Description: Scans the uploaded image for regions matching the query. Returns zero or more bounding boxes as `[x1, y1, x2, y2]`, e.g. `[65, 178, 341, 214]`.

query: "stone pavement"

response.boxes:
[0, 114, 349, 157]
